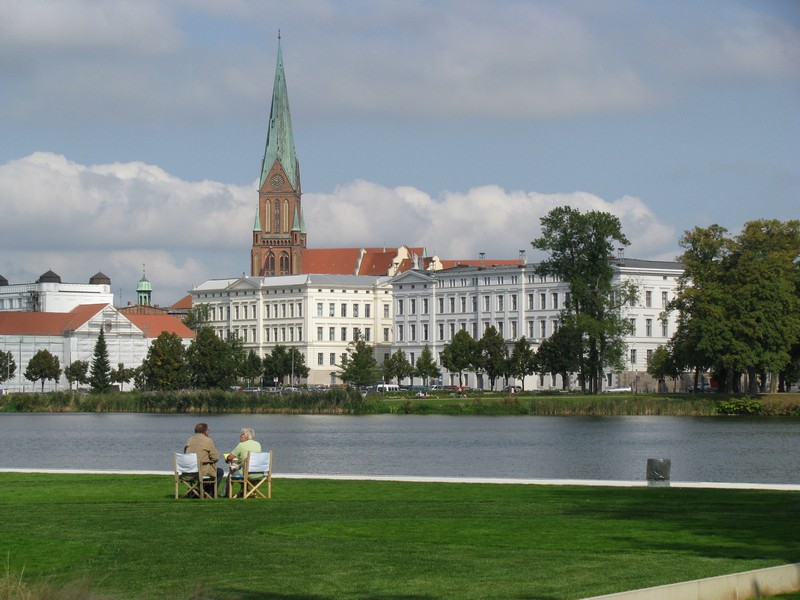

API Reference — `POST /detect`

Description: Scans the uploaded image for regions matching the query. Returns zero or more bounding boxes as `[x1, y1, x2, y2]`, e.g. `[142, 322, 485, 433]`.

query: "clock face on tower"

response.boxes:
[270, 174, 285, 190]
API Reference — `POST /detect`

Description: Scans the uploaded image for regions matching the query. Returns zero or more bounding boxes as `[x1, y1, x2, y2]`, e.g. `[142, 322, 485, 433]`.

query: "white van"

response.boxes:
[376, 384, 400, 392]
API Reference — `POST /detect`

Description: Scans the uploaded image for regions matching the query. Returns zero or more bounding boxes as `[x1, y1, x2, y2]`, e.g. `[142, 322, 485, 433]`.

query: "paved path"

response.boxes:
[2, 468, 798, 491]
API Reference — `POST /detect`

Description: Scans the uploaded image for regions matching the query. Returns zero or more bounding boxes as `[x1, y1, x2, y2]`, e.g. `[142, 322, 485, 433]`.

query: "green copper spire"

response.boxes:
[259, 37, 298, 190]
[253, 208, 261, 231]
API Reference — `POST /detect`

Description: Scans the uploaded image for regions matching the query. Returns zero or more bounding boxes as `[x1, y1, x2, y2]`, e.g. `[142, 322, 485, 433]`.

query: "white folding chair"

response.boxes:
[174, 452, 217, 499]
[228, 450, 272, 499]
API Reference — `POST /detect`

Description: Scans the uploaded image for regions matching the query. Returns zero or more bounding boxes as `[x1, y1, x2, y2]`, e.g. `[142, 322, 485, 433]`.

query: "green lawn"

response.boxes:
[0, 473, 798, 599]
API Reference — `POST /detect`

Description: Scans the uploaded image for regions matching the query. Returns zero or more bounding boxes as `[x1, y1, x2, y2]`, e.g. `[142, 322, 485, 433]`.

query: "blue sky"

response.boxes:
[1, 1, 798, 305]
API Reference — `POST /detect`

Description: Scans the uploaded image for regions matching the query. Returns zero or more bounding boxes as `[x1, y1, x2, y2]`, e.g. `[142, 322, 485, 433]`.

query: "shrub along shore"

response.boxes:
[1, 388, 799, 416]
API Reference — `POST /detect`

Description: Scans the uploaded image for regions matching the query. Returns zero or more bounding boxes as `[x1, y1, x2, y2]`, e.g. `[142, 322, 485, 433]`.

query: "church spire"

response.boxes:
[259, 35, 298, 191]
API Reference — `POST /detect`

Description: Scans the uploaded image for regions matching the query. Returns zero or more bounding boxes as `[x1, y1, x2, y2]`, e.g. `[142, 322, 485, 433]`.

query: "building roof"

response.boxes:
[0, 304, 107, 336]
[303, 248, 362, 275]
[170, 294, 193, 310]
[302, 246, 432, 276]
[259, 39, 298, 191]
[0, 304, 194, 339]
[125, 314, 195, 339]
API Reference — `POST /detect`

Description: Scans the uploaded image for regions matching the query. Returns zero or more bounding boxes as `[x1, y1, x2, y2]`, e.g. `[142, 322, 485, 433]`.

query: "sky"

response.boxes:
[1, 0, 798, 306]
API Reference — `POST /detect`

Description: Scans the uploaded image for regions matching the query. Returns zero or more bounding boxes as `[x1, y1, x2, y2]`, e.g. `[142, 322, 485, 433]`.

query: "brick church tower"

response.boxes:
[251, 37, 306, 276]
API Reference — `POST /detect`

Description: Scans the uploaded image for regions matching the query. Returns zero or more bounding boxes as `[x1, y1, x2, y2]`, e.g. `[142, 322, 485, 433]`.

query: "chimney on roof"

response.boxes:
[479, 252, 485, 265]
[519, 250, 526, 264]
[617, 247, 625, 263]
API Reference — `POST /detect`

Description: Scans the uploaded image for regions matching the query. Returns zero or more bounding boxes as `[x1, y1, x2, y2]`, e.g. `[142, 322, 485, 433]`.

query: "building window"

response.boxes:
[364, 328, 371, 341]
[540, 293, 546, 310]
[398, 325, 404, 341]
[662, 321, 668, 337]
[645, 291, 652, 308]
[511, 294, 517, 310]
[330, 353, 336, 365]
[317, 353, 324, 365]
[630, 349, 637, 365]
[472, 323, 478, 337]
[329, 327, 335, 341]
[662, 291, 668, 307]
[422, 298, 429, 314]
[341, 327, 347, 341]
[316, 303, 323, 317]
[383, 327, 390, 342]
[410, 299, 416, 315]
[317, 327, 323, 341]
[264, 328, 270, 342]
[384, 303, 390, 318]
[397, 299, 404, 315]
[528, 293, 534, 310]
[552, 293, 559, 310]
[438, 323, 444, 340]
[449, 323, 455, 339]
[540, 320, 546, 338]
[511, 321, 517, 338]
[528, 321, 534, 338]
[630, 318, 637, 336]
[647, 349, 653, 364]
[422, 323, 429, 341]
[497, 295, 504, 311]
[449, 297, 455, 313]
[281, 327, 286, 341]
[365, 304, 371, 318]
[483, 296, 490, 311]
[646, 319, 653, 337]
[329, 303, 335, 317]
[353, 304, 359, 318]
[341, 303, 347, 317]
[354, 327, 361, 340]
[410, 324, 416, 341]
[497, 322, 504, 337]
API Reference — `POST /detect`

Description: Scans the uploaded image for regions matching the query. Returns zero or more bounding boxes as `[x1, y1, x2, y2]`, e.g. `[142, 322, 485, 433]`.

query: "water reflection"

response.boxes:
[3, 413, 798, 484]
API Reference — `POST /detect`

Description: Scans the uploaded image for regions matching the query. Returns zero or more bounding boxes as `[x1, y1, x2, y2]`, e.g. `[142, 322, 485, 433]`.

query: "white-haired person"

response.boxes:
[224, 428, 262, 497]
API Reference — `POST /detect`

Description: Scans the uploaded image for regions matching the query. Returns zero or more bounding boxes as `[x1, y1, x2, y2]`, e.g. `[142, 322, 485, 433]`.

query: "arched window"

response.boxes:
[274, 202, 280, 233]
[279, 252, 290, 274]
[267, 252, 275, 275]
[282, 200, 289, 233]
[264, 201, 270, 231]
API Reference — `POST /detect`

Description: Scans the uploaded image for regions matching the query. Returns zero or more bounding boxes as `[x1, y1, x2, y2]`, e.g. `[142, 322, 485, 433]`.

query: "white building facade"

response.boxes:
[389, 259, 682, 392]
[0, 271, 114, 313]
[191, 274, 394, 386]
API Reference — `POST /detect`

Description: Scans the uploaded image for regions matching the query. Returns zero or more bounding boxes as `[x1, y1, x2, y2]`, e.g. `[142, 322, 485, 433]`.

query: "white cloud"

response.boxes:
[305, 182, 676, 261]
[1, 153, 677, 305]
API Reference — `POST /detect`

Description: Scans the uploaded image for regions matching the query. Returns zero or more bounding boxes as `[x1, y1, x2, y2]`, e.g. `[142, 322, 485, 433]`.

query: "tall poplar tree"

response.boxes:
[90, 328, 112, 393]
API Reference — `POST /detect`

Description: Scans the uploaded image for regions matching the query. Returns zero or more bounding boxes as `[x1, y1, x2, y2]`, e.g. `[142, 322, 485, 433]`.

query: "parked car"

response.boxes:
[603, 385, 632, 393]
[686, 384, 713, 393]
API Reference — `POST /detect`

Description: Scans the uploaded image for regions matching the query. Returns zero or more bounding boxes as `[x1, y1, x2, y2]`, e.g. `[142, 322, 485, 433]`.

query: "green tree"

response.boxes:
[25, 349, 61, 392]
[475, 326, 506, 389]
[508, 337, 536, 391]
[0, 351, 16, 386]
[532, 206, 634, 393]
[263, 345, 309, 386]
[383, 349, 414, 384]
[646, 345, 681, 393]
[414, 345, 441, 386]
[338, 338, 379, 387]
[184, 303, 210, 332]
[187, 327, 237, 389]
[536, 323, 582, 390]
[89, 328, 112, 393]
[668, 220, 800, 394]
[441, 329, 476, 388]
[141, 332, 189, 391]
[64, 360, 89, 391]
[110, 363, 136, 392]
[241, 350, 263, 388]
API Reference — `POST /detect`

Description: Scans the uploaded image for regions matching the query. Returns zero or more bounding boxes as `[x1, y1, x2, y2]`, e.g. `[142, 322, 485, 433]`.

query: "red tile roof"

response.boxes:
[125, 314, 196, 339]
[303, 248, 361, 275]
[171, 294, 193, 310]
[0, 304, 107, 336]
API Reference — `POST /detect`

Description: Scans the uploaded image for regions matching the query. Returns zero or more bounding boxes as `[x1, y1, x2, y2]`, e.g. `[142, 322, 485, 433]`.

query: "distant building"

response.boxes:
[0, 270, 114, 313]
[390, 258, 683, 392]
[191, 274, 393, 386]
[0, 304, 195, 393]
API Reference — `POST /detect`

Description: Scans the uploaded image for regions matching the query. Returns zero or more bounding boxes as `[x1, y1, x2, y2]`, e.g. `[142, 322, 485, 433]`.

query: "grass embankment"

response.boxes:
[2, 389, 800, 416]
[0, 474, 798, 599]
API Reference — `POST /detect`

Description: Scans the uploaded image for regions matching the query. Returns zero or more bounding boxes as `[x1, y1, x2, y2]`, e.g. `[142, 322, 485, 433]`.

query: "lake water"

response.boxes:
[2, 413, 799, 484]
